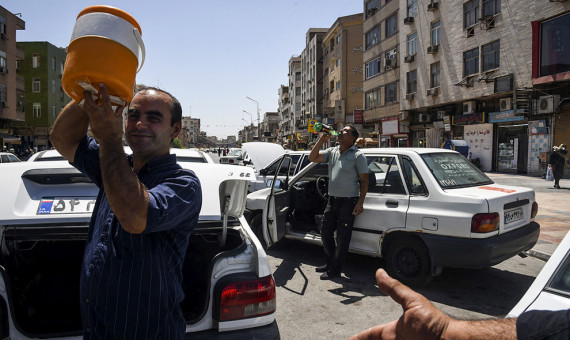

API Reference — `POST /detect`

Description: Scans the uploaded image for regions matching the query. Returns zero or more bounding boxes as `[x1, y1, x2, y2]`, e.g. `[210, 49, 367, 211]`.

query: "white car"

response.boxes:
[28, 148, 215, 164]
[219, 148, 243, 165]
[508, 231, 570, 317]
[247, 150, 311, 193]
[240, 142, 286, 192]
[246, 148, 540, 286]
[0, 152, 21, 163]
[0, 159, 278, 338]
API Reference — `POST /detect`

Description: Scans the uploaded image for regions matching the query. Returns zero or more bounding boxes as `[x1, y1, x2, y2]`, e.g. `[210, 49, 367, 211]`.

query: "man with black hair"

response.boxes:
[308, 124, 368, 280]
[50, 84, 202, 339]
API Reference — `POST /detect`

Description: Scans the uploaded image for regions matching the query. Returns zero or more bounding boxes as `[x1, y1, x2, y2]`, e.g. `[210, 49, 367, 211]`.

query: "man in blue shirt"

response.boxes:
[308, 125, 368, 280]
[50, 84, 202, 339]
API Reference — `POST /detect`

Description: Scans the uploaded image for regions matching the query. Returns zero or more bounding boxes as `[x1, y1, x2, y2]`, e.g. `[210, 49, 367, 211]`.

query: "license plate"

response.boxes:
[504, 208, 524, 224]
[37, 197, 97, 215]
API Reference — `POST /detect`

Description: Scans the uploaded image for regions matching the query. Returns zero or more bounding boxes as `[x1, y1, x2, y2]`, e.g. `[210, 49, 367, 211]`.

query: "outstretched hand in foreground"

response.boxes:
[349, 269, 517, 340]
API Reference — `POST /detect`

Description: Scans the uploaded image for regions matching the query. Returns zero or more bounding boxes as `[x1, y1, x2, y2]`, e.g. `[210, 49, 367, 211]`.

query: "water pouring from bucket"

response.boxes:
[62, 5, 145, 106]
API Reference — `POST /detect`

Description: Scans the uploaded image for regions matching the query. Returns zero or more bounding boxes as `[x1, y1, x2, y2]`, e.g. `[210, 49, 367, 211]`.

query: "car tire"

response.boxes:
[250, 214, 268, 250]
[386, 236, 433, 287]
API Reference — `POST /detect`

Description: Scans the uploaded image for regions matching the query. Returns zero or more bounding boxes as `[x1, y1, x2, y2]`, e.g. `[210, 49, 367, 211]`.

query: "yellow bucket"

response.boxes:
[62, 5, 145, 104]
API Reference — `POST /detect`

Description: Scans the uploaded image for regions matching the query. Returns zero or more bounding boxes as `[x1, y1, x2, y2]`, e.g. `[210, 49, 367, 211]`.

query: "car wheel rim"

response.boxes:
[395, 248, 420, 278]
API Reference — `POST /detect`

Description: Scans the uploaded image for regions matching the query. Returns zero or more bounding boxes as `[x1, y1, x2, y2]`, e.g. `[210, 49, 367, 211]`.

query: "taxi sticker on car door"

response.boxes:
[38, 197, 97, 215]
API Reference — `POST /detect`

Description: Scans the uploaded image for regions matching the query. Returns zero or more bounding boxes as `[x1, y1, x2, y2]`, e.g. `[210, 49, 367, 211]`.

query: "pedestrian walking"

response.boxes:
[308, 124, 369, 280]
[549, 144, 568, 189]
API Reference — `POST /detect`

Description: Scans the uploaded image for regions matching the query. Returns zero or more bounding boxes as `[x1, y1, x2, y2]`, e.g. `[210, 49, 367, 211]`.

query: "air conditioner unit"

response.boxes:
[537, 95, 560, 114]
[406, 93, 415, 100]
[426, 88, 439, 96]
[418, 114, 431, 123]
[384, 58, 395, 68]
[500, 98, 512, 111]
[404, 55, 415, 63]
[404, 17, 414, 25]
[427, 45, 439, 54]
[427, 1, 439, 11]
[463, 101, 476, 114]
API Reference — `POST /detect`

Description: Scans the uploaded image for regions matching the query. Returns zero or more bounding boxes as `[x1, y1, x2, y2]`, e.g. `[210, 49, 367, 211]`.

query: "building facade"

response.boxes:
[16, 41, 70, 150]
[322, 13, 365, 136]
[0, 6, 25, 150]
[180, 116, 200, 148]
[363, 0, 405, 148]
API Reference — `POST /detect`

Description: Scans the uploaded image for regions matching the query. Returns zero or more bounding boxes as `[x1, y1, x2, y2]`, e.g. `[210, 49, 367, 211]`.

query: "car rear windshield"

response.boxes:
[421, 152, 493, 189]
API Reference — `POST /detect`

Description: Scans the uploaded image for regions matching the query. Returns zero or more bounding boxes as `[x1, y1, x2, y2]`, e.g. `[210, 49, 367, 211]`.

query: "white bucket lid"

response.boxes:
[70, 12, 145, 71]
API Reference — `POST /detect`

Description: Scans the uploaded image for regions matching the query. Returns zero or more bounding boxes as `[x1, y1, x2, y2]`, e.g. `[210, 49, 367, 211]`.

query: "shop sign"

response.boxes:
[381, 117, 410, 135]
[354, 110, 364, 123]
[488, 109, 525, 123]
[452, 112, 485, 125]
[529, 120, 547, 135]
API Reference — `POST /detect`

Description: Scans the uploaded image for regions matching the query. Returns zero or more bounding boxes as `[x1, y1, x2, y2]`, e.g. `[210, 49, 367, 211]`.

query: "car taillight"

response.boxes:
[471, 212, 499, 233]
[219, 275, 276, 322]
[531, 202, 538, 219]
[229, 159, 234, 164]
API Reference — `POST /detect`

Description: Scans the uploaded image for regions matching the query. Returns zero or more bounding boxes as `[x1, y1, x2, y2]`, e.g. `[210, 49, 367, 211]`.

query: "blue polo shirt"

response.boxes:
[72, 136, 202, 339]
[322, 145, 368, 197]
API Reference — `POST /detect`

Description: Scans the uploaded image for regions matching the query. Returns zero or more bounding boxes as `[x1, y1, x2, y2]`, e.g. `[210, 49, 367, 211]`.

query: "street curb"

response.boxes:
[525, 249, 551, 262]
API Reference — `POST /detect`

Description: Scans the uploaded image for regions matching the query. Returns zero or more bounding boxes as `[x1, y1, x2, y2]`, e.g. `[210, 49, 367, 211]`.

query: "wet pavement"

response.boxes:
[487, 172, 570, 260]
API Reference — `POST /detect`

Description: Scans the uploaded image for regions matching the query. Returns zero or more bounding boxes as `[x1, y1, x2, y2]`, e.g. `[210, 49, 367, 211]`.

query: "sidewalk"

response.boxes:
[486, 172, 570, 260]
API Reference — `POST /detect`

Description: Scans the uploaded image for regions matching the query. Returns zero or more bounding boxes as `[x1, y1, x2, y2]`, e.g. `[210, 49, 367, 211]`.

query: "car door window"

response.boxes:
[1, 155, 9, 163]
[366, 156, 406, 195]
[401, 157, 427, 195]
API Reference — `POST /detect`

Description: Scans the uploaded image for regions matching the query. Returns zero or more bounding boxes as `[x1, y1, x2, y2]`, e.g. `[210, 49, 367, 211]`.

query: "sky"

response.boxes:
[3, 0, 363, 139]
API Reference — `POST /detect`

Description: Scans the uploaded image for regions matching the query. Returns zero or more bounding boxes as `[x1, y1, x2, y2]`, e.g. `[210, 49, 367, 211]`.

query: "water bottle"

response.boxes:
[314, 122, 338, 136]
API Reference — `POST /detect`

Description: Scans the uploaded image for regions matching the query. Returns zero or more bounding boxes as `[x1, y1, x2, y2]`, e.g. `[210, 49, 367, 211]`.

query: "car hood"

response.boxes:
[242, 142, 285, 170]
[0, 161, 253, 225]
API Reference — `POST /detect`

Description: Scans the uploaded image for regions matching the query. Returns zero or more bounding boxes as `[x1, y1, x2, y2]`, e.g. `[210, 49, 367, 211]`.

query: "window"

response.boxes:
[52, 79, 56, 94]
[365, 88, 381, 109]
[295, 72, 301, 81]
[402, 157, 427, 194]
[296, 102, 301, 110]
[407, 32, 418, 56]
[33, 103, 41, 118]
[336, 59, 340, 68]
[295, 87, 301, 96]
[407, 70, 417, 94]
[385, 82, 398, 104]
[482, 40, 500, 71]
[482, 0, 501, 17]
[365, 0, 381, 19]
[464, 47, 479, 77]
[337, 35, 341, 44]
[422, 153, 492, 189]
[330, 80, 335, 93]
[540, 13, 570, 77]
[32, 78, 41, 93]
[407, 0, 418, 17]
[0, 84, 6, 103]
[412, 131, 426, 148]
[365, 57, 381, 79]
[336, 81, 341, 90]
[464, 0, 480, 28]
[430, 62, 441, 88]
[366, 156, 406, 194]
[51, 57, 56, 71]
[52, 105, 56, 119]
[431, 20, 441, 46]
[32, 54, 41, 68]
[0, 55, 6, 73]
[366, 25, 381, 49]
[386, 14, 398, 38]
[60, 62, 64, 74]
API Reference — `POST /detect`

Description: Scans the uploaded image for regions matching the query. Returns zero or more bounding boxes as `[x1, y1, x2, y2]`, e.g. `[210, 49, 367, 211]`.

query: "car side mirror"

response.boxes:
[260, 168, 267, 176]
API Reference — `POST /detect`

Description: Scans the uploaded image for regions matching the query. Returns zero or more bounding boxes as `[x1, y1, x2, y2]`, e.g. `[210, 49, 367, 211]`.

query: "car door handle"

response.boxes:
[385, 200, 399, 208]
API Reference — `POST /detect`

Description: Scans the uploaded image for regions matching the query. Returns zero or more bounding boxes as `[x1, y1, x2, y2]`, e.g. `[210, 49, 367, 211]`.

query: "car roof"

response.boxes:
[27, 149, 66, 162]
[357, 147, 456, 155]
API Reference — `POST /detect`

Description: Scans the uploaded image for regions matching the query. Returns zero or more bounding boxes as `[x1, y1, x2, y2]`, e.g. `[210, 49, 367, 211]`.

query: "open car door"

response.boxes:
[261, 154, 293, 248]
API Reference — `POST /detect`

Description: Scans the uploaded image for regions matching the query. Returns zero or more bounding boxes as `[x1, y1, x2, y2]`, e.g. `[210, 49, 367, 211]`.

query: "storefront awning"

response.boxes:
[0, 133, 21, 144]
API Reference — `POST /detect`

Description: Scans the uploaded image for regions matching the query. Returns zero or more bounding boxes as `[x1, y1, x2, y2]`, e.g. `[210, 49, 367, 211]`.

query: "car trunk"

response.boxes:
[0, 222, 246, 337]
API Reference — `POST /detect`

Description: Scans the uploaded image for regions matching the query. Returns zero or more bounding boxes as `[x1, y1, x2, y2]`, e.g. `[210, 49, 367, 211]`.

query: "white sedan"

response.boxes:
[246, 148, 540, 286]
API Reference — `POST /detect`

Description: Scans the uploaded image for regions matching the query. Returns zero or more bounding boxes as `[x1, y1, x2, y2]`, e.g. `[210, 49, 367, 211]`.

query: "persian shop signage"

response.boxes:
[452, 112, 485, 125]
[488, 109, 525, 123]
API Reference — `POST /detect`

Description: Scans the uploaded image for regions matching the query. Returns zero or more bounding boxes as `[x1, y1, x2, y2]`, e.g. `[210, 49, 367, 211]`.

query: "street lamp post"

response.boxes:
[242, 110, 253, 125]
[246, 96, 261, 141]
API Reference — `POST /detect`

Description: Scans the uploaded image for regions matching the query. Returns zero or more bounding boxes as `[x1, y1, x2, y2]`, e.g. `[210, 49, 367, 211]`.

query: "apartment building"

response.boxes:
[261, 111, 279, 142]
[301, 28, 328, 144]
[397, 0, 569, 175]
[0, 6, 25, 150]
[363, 0, 405, 148]
[322, 13, 365, 135]
[15, 41, 70, 149]
[277, 84, 291, 145]
[180, 116, 200, 148]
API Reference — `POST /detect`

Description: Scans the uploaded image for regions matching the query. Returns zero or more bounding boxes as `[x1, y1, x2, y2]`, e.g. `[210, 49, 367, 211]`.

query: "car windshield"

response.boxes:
[228, 149, 242, 156]
[548, 253, 570, 296]
[422, 152, 493, 189]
